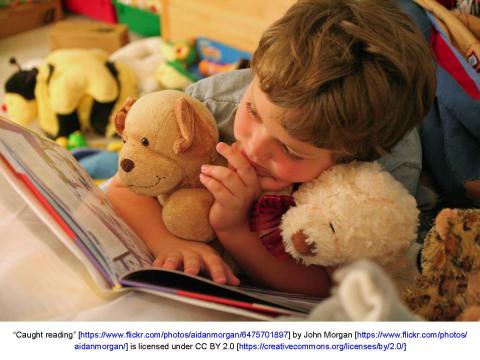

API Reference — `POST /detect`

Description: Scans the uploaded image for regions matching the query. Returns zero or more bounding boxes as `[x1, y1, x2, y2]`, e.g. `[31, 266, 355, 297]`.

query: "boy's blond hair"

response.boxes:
[252, 0, 436, 161]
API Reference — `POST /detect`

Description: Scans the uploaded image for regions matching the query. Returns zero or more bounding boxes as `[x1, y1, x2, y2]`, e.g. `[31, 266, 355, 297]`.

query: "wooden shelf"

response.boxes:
[160, 0, 295, 52]
[0, 0, 63, 39]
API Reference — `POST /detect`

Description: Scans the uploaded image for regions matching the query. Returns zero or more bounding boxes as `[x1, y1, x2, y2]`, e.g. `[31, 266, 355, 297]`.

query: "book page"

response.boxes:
[0, 158, 111, 289]
[0, 119, 153, 284]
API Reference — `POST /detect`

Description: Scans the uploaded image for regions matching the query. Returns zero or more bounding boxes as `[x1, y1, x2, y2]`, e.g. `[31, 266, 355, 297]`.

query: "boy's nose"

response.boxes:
[248, 131, 271, 161]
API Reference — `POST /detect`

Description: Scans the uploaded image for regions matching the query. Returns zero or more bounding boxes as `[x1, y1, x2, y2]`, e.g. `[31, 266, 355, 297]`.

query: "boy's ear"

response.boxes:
[114, 97, 136, 136]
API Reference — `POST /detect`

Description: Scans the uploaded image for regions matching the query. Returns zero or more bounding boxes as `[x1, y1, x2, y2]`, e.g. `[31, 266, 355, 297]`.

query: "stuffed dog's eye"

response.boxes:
[141, 137, 149, 146]
[329, 222, 335, 233]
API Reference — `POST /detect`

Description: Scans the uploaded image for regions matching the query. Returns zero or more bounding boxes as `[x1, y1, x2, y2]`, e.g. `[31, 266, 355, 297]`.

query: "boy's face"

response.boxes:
[234, 78, 334, 191]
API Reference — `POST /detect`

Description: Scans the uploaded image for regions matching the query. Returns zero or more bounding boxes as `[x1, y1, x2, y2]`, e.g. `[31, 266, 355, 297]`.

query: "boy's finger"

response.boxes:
[204, 256, 227, 284]
[223, 263, 240, 286]
[183, 253, 201, 276]
[199, 173, 234, 205]
[201, 165, 244, 195]
[152, 254, 166, 268]
[216, 142, 258, 188]
[162, 252, 183, 270]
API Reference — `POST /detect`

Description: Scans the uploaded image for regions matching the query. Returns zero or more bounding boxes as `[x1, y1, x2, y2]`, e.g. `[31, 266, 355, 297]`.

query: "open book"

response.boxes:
[0, 116, 323, 320]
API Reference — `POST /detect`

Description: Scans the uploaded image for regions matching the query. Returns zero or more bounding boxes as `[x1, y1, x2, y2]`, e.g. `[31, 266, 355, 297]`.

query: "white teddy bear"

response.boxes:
[280, 161, 419, 268]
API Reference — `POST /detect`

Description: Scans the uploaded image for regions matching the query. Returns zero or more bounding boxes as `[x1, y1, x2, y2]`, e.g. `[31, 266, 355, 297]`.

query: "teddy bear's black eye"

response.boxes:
[329, 222, 335, 233]
[141, 137, 149, 146]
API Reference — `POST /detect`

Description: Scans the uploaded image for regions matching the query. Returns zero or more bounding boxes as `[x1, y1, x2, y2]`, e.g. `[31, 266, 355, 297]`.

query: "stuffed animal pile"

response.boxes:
[114, 90, 223, 242]
[404, 208, 480, 321]
[3, 48, 137, 139]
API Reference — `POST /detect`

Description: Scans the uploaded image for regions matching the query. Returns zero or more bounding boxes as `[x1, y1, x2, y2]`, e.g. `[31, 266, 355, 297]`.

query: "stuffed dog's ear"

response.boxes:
[173, 98, 197, 154]
[173, 97, 217, 155]
[114, 97, 136, 136]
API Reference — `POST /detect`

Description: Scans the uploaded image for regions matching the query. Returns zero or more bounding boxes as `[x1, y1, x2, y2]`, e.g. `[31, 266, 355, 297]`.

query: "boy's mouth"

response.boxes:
[240, 149, 270, 176]
[238, 147, 291, 190]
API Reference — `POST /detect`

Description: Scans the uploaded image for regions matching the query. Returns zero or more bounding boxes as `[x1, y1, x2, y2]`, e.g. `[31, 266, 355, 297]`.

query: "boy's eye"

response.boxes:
[245, 101, 258, 118]
[281, 144, 303, 161]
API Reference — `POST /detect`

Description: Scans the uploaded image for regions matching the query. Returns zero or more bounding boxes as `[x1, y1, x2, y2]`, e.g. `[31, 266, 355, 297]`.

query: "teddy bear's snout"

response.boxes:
[120, 158, 135, 172]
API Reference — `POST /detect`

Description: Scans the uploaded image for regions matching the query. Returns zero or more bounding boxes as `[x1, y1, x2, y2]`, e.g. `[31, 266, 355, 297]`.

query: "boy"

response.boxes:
[107, 0, 435, 297]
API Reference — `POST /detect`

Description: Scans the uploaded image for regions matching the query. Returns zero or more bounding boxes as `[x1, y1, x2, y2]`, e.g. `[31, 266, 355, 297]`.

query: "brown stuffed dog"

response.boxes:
[115, 90, 222, 242]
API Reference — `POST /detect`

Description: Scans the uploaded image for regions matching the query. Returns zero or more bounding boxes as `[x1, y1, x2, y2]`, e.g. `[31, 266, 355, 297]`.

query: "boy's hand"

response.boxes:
[152, 238, 240, 286]
[199, 142, 261, 233]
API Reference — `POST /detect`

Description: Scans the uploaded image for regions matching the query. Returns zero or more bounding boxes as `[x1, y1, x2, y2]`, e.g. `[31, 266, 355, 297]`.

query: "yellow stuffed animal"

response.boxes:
[3, 48, 137, 139]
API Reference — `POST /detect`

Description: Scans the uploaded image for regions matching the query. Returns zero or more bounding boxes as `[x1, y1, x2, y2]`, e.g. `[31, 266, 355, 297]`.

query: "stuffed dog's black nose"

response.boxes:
[120, 158, 135, 172]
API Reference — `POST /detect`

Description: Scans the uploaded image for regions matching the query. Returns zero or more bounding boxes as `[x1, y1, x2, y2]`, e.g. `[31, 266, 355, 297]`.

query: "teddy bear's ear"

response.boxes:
[114, 97, 136, 136]
[173, 97, 197, 154]
[173, 97, 217, 155]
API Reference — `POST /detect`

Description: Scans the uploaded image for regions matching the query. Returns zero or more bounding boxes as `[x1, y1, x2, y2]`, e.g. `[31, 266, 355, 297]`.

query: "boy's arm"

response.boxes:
[106, 174, 172, 255]
[216, 226, 332, 298]
[106, 174, 239, 285]
[200, 143, 331, 297]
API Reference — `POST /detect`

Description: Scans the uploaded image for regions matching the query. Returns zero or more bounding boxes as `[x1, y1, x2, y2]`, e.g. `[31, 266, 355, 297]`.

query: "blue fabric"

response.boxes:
[422, 66, 480, 206]
[395, 1, 480, 206]
[395, 0, 432, 40]
[72, 148, 119, 180]
[81, 151, 118, 179]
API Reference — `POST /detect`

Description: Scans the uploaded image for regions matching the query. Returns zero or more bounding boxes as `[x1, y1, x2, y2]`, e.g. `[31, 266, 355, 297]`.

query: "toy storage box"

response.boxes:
[0, 0, 63, 39]
[48, 20, 129, 54]
[63, 0, 117, 23]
